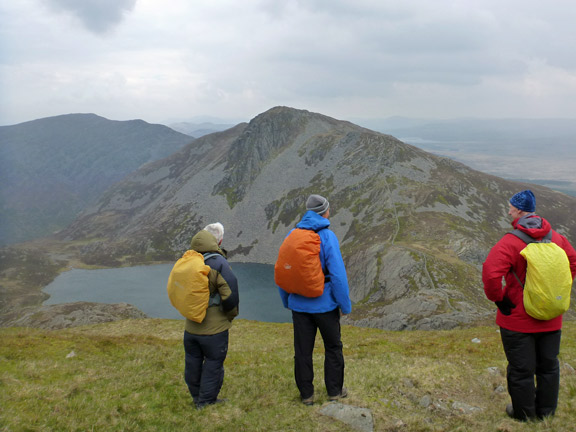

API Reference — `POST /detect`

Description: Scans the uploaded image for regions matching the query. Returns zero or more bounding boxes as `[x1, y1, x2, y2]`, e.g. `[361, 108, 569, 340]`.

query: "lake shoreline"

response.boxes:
[43, 262, 292, 323]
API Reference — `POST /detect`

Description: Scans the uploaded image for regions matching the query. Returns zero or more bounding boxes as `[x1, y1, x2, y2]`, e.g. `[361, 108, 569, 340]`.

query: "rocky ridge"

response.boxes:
[9, 302, 148, 330]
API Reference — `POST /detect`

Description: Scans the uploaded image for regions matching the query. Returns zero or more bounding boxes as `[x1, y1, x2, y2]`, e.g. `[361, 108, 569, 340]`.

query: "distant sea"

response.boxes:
[43, 262, 291, 323]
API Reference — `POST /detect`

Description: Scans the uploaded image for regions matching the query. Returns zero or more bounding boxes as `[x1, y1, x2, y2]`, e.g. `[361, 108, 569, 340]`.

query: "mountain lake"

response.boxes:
[43, 262, 292, 323]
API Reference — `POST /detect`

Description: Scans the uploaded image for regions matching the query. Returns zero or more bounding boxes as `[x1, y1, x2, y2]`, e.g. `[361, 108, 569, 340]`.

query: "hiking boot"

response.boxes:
[505, 403, 531, 422]
[196, 398, 227, 410]
[301, 395, 314, 406]
[328, 388, 348, 401]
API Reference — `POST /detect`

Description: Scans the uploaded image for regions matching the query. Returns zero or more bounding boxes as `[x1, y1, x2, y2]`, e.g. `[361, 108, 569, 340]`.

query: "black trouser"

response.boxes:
[183, 330, 229, 407]
[292, 308, 344, 399]
[500, 328, 561, 421]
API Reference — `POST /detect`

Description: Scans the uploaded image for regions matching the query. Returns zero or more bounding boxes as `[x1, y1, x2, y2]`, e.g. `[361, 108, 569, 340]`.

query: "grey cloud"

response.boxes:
[42, 0, 137, 34]
[260, 35, 500, 95]
[260, 0, 413, 22]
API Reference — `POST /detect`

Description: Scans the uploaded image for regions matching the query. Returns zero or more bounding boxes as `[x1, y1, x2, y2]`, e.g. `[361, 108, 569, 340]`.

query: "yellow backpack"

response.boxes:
[511, 230, 573, 320]
[167, 251, 220, 323]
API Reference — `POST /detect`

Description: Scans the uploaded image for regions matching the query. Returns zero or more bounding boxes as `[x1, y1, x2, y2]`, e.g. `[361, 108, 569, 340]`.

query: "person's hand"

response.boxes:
[495, 296, 516, 316]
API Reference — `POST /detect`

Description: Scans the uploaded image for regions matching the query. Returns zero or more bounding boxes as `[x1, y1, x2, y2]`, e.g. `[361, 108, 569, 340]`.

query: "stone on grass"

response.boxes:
[452, 401, 483, 414]
[319, 403, 374, 432]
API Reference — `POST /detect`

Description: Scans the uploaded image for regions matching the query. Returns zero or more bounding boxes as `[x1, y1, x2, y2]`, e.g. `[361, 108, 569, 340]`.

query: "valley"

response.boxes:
[3, 107, 576, 331]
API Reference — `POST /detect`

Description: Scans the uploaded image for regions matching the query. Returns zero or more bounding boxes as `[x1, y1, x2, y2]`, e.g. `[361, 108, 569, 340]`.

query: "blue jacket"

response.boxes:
[278, 211, 352, 314]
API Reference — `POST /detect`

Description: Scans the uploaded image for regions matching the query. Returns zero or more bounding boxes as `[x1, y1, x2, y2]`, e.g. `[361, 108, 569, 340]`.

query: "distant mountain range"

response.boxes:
[358, 117, 576, 192]
[168, 121, 236, 138]
[49, 106, 576, 330]
[0, 114, 193, 245]
[358, 117, 576, 146]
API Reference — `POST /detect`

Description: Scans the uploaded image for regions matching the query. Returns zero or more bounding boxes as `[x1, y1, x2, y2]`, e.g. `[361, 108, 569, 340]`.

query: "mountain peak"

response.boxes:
[7, 107, 576, 331]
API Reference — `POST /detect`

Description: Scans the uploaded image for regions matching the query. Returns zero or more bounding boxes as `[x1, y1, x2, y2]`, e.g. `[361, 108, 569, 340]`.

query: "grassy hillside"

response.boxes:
[1, 319, 575, 431]
[0, 114, 193, 245]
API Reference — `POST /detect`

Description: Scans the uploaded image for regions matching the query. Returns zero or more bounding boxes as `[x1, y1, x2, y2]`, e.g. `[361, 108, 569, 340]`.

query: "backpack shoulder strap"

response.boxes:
[203, 253, 221, 261]
[202, 253, 222, 304]
[509, 229, 535, 244]
[508, 230, 532, 288]
[509, 229, 553, 244]
[314, 227, 330, 278]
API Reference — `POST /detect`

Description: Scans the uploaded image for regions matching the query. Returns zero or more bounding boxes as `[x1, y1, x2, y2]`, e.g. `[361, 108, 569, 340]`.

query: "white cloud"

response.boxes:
[1, 0, 576, 125]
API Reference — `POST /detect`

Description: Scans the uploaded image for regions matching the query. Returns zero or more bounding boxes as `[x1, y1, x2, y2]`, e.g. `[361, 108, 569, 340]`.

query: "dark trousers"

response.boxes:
[500, 328, 561, 420]
[292, 309, 344, 399]
[183, 330, 229, 407]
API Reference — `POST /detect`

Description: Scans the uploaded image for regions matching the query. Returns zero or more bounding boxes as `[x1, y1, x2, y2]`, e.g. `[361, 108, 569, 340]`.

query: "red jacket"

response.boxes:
[482, 215, 576, 332]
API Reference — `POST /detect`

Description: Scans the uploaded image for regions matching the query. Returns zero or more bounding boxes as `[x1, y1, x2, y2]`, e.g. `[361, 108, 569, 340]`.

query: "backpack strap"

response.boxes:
[509, 229, 552, 244]
[508, 229, 553, 288]
[202, 253, 222, 306]
[203, 252, 221, 260]
[511, 269, 525, 288]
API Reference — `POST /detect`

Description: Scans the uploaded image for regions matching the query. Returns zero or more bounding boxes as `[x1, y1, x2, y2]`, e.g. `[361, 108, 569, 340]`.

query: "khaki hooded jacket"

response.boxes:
[185, 230, 239, 335]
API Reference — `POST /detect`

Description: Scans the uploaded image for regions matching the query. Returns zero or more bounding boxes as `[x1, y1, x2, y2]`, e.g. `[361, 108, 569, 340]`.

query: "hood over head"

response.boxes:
[296, 210, 331, 232]
[190, 230, 226, 255]
[513, 214, 551, 241]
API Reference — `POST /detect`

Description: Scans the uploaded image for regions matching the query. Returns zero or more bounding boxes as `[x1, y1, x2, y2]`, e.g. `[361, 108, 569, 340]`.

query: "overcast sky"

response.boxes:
[2, 0, 576, 126]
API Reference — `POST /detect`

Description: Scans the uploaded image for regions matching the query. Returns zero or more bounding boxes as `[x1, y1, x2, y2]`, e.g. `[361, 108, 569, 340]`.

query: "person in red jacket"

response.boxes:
[483, 190, 576, 421]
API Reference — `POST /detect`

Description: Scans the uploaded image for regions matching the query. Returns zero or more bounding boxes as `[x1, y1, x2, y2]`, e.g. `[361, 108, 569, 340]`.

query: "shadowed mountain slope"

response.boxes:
[0, 114, 193, 245]
[57, 107, 576, 330]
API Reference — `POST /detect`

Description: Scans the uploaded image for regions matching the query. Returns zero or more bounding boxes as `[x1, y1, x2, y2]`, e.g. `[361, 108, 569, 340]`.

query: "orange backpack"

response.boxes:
[274, 228, 326, 297]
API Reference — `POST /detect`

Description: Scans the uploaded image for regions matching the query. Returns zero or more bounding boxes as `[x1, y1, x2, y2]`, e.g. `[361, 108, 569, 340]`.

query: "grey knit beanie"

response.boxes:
[306, 194, 330, 215]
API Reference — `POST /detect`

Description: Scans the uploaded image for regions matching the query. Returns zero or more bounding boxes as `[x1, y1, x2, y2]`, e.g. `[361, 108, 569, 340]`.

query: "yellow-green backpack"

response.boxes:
[511, 230, 573, 320]
[167, 251, 220, 323]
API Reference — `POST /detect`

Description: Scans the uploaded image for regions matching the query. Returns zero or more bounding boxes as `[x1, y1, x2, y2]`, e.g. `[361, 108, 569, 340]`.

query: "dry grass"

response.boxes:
[1, 319, 575, 431]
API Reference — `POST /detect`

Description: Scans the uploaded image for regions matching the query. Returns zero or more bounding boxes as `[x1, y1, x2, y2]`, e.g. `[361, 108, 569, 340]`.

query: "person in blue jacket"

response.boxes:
[278, 194, 352, 406]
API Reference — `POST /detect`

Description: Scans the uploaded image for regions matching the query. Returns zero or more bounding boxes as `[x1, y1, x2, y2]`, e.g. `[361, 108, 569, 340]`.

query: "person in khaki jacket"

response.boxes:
[184, 223, 239, 409]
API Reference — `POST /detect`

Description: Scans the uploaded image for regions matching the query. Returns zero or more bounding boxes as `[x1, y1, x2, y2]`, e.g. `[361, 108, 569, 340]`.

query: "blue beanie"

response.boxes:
[510, 190, 536, 212]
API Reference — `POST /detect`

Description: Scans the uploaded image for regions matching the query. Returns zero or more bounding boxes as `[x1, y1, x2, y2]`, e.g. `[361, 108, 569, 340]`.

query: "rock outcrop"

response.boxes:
[8, 302, 148, 330]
